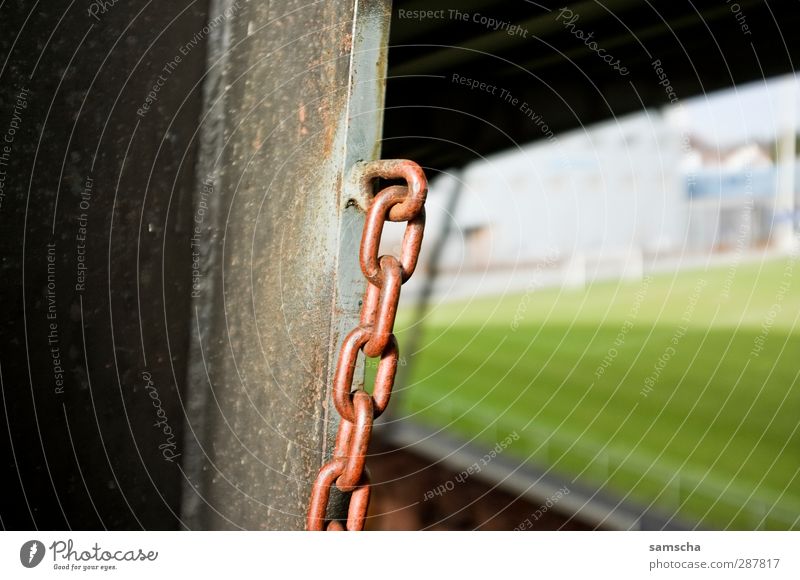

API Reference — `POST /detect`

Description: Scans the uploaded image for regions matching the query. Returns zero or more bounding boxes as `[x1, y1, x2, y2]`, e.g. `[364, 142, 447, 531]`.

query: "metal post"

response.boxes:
[182, 0, 392, 530]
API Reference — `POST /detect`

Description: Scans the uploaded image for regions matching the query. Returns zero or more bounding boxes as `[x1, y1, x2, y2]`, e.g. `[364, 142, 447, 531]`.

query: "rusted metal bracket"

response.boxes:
[346, 159, 428, 213]
[308, 159, 427, 531]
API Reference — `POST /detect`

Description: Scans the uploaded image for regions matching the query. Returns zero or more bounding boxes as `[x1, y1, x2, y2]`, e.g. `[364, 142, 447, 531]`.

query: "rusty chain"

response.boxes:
[306, 159, 427, 531]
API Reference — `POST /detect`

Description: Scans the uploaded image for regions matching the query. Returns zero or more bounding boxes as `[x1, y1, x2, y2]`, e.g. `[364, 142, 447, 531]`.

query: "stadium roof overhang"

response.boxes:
[383, 0, 800, 169]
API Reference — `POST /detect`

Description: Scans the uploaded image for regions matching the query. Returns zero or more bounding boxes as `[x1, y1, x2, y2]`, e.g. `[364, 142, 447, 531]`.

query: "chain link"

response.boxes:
[306, 159, 427, 531]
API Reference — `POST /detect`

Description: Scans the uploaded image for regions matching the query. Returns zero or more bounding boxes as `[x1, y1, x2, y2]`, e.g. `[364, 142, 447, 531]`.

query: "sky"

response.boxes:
[667, 73, 799, 146]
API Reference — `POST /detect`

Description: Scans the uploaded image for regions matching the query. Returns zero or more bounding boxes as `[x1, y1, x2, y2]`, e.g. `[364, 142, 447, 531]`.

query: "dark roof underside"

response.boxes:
[383, 0, 800, 169]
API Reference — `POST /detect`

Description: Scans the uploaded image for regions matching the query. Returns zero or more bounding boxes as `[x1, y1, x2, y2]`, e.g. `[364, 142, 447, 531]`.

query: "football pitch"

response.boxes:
[389, 256, 800, 529]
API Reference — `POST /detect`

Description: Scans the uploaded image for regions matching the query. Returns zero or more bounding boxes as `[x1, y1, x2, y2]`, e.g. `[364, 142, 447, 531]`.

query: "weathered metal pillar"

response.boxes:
[182, 0, 392, 529]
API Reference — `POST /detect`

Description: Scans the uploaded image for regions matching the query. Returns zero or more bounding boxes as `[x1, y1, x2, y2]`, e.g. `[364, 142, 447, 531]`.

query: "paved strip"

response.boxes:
[378, 420, 695, 530]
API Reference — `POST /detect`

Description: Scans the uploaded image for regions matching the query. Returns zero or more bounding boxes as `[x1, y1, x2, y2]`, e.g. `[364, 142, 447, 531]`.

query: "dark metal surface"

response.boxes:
[182, 0, 393, 530]
[307, 159, 428, 531]
[0, 0, 208, 530]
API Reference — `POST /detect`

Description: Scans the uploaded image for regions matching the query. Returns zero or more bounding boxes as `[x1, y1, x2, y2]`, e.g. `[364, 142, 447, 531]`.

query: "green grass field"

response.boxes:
[388, 256, 800, 529]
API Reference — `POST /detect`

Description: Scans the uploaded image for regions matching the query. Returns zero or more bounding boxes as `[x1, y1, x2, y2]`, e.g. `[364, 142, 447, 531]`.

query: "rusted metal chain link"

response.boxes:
[306, 159, 427, 531]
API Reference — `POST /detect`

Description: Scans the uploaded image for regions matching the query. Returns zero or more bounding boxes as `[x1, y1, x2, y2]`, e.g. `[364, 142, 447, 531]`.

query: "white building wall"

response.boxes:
[376, 110, 696, 302]
[405, 110, 685, 275]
